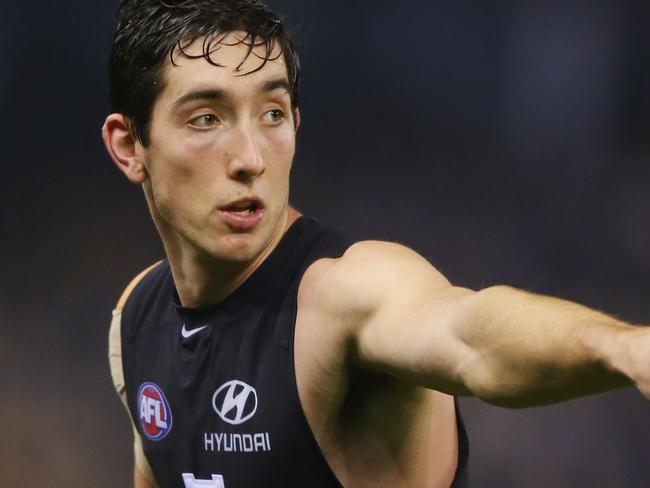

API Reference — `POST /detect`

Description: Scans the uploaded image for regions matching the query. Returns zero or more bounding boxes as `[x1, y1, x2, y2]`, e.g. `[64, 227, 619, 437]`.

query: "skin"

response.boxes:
[104, 32, 300, 308]
[104, 32, 650, 488]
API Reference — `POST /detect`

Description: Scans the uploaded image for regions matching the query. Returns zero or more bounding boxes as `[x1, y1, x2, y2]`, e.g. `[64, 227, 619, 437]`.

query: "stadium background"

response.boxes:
[2, 0, 650, 486]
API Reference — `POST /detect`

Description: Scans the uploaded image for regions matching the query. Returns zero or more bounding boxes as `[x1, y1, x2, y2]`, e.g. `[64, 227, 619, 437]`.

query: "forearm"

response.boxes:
[456, 285, 639, 408]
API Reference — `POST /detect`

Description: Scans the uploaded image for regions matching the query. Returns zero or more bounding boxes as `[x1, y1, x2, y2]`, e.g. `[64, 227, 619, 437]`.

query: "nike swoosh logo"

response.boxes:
[181, 324, 209, 339]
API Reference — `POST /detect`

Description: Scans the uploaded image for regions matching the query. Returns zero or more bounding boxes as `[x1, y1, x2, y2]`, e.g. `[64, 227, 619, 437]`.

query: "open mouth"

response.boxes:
[222, 201, 261, 215]
[219, 198, 265, 228]
[237, 202, 259, 215]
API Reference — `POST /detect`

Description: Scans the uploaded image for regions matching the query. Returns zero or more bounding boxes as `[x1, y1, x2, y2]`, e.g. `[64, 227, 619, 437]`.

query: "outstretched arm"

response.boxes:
[322, 241, 647, 408]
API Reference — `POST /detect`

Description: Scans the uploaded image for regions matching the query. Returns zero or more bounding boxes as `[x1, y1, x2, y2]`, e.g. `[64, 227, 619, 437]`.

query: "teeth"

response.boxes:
[229, 207, 253, 214]
[223, 202, 258, 214]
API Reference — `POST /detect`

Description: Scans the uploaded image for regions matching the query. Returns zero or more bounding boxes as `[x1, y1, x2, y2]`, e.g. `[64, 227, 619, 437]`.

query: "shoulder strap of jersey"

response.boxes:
[114, 261, 163, 313]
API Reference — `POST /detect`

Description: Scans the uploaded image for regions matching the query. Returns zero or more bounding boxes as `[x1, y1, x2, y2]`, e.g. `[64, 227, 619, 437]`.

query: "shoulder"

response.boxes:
[338, 240, 449, 285]
[299, 240, 451, 325]
[109, 261, 164, 393]
[113, 261, 164, 313]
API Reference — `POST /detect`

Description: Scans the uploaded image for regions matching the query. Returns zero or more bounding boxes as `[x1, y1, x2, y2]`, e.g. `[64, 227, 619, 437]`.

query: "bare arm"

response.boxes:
[321, 241, 647, 408]
[427, 285, 635, 407]
[135, 466, 158, 488]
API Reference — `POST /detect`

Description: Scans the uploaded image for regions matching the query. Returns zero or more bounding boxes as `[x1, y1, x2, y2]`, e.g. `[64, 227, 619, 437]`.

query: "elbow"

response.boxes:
[456, 284, 546, 409]
[463, 366, 574, 409]
[465, 378, 541, 409]
[463, 372, 532, 409]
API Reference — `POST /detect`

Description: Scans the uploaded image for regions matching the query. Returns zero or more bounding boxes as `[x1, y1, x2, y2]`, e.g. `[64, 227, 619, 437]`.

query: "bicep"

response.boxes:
[334, 241, 478, 395]
[357, 283, 478, 396]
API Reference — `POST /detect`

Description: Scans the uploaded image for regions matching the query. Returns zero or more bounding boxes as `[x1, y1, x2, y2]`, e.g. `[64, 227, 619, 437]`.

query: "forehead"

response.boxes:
[159, 32, 288, 100]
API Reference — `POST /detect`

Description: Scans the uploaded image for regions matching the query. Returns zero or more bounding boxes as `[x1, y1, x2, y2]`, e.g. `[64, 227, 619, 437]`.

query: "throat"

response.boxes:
[165, 207, 301, 308]
[171, 254, 260, 308]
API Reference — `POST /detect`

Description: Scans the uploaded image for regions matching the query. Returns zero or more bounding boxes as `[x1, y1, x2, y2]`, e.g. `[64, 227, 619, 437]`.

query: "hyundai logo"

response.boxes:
[212, 380, 258, 425]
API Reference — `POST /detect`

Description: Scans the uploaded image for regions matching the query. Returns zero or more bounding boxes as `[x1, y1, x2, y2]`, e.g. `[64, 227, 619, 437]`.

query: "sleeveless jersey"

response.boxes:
[120, 217, 470, 487]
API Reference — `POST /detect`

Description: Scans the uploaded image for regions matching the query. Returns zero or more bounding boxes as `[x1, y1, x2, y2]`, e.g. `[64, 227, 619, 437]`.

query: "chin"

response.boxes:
[210, 233, 266, 263]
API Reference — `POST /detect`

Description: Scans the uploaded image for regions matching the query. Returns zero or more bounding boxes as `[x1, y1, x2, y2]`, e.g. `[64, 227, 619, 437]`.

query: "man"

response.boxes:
[102, 1, 650, 487]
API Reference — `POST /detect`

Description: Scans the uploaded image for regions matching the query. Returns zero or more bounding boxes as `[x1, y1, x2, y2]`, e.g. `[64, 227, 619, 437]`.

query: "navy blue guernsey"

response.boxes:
[121, 217, 470, 487]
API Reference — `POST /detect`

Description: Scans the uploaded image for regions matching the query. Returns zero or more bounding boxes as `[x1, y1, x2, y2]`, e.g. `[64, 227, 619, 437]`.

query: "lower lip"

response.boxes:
[219, 207, 265, 230]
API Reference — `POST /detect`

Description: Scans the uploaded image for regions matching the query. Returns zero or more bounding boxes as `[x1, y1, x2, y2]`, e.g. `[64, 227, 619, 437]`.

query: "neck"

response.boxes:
[154, 204, 301, 308]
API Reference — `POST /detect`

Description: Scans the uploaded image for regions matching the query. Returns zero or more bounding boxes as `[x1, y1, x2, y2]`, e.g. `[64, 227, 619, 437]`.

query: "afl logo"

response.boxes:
[212, 380, 258, 425]
[138, 382, 173, 441]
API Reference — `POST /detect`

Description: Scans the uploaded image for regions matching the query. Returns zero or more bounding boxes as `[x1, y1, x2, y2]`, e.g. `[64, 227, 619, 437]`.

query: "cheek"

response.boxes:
[146, 149, 215, 222]
[275, 127, 296, 151]
[154, 138, 223, 184]
[149, 154, 193, 200]
[264, 128, 295, 172]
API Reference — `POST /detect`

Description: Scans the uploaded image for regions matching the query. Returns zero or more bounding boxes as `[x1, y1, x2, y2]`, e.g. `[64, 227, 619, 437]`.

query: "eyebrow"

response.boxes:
[173, 77, 291, 109]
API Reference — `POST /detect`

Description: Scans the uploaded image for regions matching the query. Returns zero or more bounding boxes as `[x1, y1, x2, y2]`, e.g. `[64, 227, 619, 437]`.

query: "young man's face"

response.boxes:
[137, 32, 297, 263]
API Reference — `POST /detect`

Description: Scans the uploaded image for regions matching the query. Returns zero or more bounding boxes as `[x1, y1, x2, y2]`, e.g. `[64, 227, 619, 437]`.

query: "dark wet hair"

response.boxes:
[108, 0, 300, 146]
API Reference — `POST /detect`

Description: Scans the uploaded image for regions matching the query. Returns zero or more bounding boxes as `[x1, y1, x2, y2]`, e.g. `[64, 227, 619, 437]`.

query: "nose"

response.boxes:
[226, 124, 265, 181]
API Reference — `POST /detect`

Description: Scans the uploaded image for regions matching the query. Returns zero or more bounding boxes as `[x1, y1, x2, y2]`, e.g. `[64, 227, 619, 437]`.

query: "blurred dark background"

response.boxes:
[2, 0, 650, 486]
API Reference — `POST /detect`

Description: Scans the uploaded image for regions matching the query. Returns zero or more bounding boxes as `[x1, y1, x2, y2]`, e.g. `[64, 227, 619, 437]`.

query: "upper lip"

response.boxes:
[218, 196, 265, 211]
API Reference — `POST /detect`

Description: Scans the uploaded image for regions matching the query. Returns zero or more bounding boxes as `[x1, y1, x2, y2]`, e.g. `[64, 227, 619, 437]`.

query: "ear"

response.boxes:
[102, 113, 148, 184]
[293, 107, 301, 131]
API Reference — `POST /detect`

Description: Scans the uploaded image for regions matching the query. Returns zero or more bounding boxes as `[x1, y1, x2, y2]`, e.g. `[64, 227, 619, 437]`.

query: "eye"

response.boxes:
[188, 114, 219, 129]
[263, 109, 285, 125]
